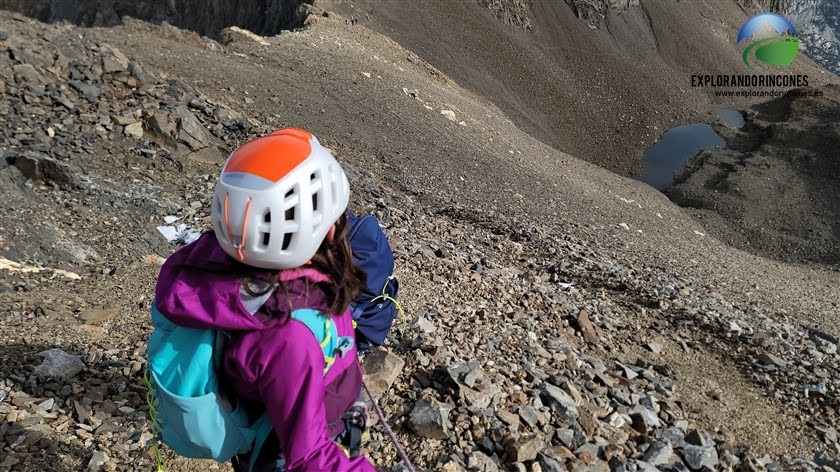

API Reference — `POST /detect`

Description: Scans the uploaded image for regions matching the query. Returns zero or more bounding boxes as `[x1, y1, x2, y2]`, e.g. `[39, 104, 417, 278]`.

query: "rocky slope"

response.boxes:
[0, 7, 839, 472]
[320, 0, 833, 177]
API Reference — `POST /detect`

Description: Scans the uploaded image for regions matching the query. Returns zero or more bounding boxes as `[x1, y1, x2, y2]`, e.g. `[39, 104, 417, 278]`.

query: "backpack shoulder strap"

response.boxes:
[247, 412, 274, 472]
[290, 309, 354, 375]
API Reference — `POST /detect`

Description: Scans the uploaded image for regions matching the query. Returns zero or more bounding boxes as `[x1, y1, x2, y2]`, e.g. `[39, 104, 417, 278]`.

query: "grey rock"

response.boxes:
[630, 406, 661, 434]
[26, 84, 46, 98]
[467, 451, 499, 472]
[69, 81, 102, 101]
[87, 451, 109, 471]
[664, 461, 691, 472]
[633, 460, 661, 472]
[616, 362, 639, 380]
[681, 445, 719, 471]
[143, 111, 179, 148]
[812, 337, 838, 355]
[814, 451, 840, 470]
[33, 348, 84, 378]
[757, 353, 787, 368]
[13, 152, 81, 188]
[524, 366, 547, 382]
[815, 424, 837, 443]
[124, 122, 144, 139]
[540, 382, 579, 423]
[112, 114, 137, 126]
[413, 316, 437, 334]
[100, 44, 129, 73]
[684, 429, 707, 447]
[409, 398, 451, 440]
[721, 452, 741, 467]
[363, 349, 405, 396]
[9, 48, 54, 69]
[575, 442, 603, 461]
[536, 453, 564, 472]
[173, 106, 210, 150]
[646, 342, 664, 355]
[462, 380, 502, 411]
[128, 61, 157, 85]
[659, 426, 687, 448]
[807, 383, 828, 397]
[496, 409, 519, 428]
[642, 440, 674, 466]
[13, 64, 45, 84]
[38, 398, 55, 411]
[504, 433, 543, 462]
[448, 359, 483, 386]
[808, 328, 839, 346]
[610, 387, 632, 405]
[57, 98, 76, 110]
[518, 405, 539, 428]
[556, 425, 586, 450]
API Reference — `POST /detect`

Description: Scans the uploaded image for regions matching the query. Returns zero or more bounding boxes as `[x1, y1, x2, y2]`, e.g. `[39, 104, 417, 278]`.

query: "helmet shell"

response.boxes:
[211, 128, 350, 269]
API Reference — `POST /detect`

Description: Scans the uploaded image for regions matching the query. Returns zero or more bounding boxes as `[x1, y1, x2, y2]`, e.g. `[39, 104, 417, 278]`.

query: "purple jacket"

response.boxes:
[155, 233, 376, 472]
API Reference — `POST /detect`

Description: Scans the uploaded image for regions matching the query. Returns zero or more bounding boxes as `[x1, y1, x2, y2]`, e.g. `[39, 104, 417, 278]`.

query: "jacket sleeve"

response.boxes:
[255, 323, 376, 472]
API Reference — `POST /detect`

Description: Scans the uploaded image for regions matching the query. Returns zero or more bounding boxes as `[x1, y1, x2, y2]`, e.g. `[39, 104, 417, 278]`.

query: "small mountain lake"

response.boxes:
[634, 110, 743, 190]
[717, 108, 745, 128]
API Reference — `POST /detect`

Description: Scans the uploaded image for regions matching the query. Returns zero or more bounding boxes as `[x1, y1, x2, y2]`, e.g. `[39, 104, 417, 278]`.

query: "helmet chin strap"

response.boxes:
[223, 192, 252, 261]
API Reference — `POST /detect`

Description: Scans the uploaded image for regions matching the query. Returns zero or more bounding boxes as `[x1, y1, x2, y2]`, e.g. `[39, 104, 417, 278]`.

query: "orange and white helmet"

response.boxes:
[211, 128, 350, 269]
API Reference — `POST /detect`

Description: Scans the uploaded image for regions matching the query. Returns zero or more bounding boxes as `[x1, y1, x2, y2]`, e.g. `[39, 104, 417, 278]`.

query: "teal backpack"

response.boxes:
[145, 299, 352, 471]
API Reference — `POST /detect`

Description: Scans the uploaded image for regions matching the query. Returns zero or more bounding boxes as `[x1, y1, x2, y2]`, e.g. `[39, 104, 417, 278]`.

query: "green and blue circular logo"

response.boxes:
[737, 13, 800, 69]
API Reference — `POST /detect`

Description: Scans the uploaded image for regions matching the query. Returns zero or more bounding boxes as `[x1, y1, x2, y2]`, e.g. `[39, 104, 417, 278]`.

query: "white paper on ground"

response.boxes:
[156, 225, 179, 242]
[157, 224, 202, 245]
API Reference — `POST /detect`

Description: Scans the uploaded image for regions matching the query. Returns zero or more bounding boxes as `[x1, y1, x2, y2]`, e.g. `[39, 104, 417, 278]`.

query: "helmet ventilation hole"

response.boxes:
[262, 233, 270, 246]
[282, 233, 292, 250]
[264, 211, 271, 223]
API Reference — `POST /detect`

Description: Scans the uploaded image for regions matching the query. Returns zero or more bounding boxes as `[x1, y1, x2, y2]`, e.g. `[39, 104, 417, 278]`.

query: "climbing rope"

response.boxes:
[362, 380, 416, 472]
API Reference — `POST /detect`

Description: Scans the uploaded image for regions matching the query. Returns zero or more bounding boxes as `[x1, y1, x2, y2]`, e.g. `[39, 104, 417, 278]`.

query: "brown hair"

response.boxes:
[242, 213, 367, 317]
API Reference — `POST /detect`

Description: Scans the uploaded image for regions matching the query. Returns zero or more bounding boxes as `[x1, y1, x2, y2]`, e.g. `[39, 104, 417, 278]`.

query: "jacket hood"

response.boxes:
[155, 232, 332, 331]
